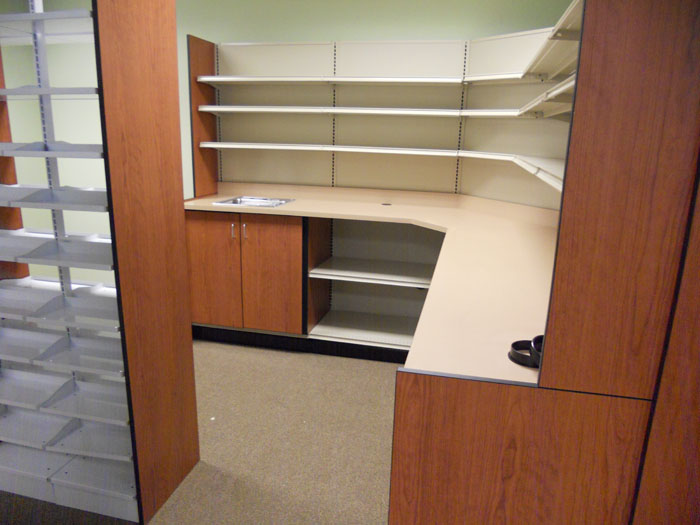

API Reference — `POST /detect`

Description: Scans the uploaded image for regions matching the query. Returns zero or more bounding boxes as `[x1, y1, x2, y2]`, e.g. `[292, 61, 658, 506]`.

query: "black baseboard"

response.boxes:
[192, 325, 408, 364]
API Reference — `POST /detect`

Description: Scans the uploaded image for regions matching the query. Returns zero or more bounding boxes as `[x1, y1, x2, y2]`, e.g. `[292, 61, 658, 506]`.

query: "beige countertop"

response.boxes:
[185, 182, 559, 385]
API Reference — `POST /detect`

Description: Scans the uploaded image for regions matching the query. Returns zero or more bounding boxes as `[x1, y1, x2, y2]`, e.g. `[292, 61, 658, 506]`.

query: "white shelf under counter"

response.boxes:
[310, 257, 433, 288]
[309, 310, 418, 350]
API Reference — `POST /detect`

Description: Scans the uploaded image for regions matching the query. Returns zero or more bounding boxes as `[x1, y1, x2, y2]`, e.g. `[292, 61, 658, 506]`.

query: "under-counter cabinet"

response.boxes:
[186, 211, 303, 334]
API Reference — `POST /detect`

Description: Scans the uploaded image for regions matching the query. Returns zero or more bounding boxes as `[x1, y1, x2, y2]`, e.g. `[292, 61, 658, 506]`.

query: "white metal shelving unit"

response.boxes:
[197, 41, 578, 192]
[0, 3, 137, 522]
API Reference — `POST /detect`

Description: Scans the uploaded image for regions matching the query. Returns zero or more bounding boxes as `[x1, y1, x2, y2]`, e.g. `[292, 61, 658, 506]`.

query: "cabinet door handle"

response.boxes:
[231, 223, 236, 239]
[243, 223, 247, 239]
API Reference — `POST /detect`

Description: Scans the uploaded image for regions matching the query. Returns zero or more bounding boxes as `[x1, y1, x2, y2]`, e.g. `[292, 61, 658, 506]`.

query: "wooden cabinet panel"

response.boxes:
[633, 182, 700, 524]
[307, 217, 331, 331]
[185, 210, 243, 328]
[241, 213, 303, 334]
[541, 0, 700, 398]
[0, 47, 28, 280]
[186, 35, 218, 198]
[96, 1, 200, 521]
[389, 372, 650, 524]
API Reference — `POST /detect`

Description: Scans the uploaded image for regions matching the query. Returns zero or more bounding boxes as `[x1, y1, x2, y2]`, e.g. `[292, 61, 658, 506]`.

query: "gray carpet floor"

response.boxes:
[150, 341, 399, 525]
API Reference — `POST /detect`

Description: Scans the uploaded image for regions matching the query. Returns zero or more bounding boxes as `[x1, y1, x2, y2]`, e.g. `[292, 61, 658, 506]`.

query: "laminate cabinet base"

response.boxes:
[193, 325, 408, 364]
[389, 371, 650, 524]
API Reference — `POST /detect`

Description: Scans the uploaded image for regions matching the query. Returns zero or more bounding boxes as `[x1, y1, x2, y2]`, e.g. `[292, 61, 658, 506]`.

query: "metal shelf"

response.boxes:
[0, 442, 71, 479]
[50, 455, 136, 501]
[0, 230, 113, 271]
[35, 335, 124, 378]
[46, 420, 132, 462]
[0, 405, 73, 449]
[0, 369, 71, 411]
[0, 142, 102, 159]
[0, 9, 93, 46]
[0, 87, 98, 98]
[0, 327, 68, 365]
[0, 279, 120, 332]
[199, 75, 463, 86]
[310, 257, 433, 288]
[201, 142, 565, 190]
[0, 185, 108, 212]
[41, 379, 129, 426]
[524, 0, 583, 79]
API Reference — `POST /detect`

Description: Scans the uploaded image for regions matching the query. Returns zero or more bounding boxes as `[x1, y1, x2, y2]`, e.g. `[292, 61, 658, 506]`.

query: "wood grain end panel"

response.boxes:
[96, 1, 199, 521]
[307, 218, 331, 330]
[389, 372, 650, 524]
[0, 47, 29, 280]
[187, 35, 218, 198]
[633, 180, 700, 524]
[541, 0, 700, 398]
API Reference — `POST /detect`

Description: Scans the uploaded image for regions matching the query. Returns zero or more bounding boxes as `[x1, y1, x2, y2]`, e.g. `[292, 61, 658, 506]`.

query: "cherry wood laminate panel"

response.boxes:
[185, 210, 243, 327]
[389, 372, 650, 524]
[187, 35, 218, 198]
[95, 1, 199, 521]
[0, 47, 29, 280]
[307, 217, 331, 331]
[241, 213, 303, 334]
[634, 181, 700, 524]
[542, 0, 700, 398]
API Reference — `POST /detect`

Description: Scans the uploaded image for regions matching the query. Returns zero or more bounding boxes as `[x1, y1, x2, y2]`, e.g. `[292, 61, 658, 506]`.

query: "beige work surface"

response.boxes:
[185, 183, 559, 385]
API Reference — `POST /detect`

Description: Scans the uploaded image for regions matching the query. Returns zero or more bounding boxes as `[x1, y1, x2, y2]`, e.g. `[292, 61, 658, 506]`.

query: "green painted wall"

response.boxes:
[174, 0, 571, 198]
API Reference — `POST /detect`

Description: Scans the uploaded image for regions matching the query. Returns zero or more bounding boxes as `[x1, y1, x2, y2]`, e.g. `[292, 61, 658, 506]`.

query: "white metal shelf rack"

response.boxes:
[0, 3, 136, 522]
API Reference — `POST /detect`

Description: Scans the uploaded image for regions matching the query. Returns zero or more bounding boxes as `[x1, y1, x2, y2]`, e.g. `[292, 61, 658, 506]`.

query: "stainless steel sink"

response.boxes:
[212, 196, 294, 208]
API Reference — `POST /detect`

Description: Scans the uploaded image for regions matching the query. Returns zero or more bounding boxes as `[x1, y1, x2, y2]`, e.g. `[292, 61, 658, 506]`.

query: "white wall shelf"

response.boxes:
[524, 0, 583, 79]
[199, 75, 464, 86]
[309, 310, 418, 349]
[0, 142, 103, 159]
[0, 369, 71, 411]
[0, 405, 73, 449]
[41, 379, 129, 426]
[0, 328, 67, 365]
[0, 185, 108, 212]
[310, 257, 433, 288]
[201, 142, 564, 191]
[46, 420, 132, 462]
[198, 74, 574, 120]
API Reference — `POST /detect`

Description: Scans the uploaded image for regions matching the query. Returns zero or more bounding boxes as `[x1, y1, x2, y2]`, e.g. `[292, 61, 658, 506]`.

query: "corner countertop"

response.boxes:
[185, 182, 559, 385]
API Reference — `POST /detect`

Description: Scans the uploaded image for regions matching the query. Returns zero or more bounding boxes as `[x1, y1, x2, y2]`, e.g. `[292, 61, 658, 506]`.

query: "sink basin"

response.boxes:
[212, 196, 294, 208]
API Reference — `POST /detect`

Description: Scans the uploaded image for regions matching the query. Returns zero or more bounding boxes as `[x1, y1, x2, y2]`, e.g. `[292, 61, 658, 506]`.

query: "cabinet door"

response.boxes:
[185, 210, 243, 327]
[240, 214, 303, 334]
